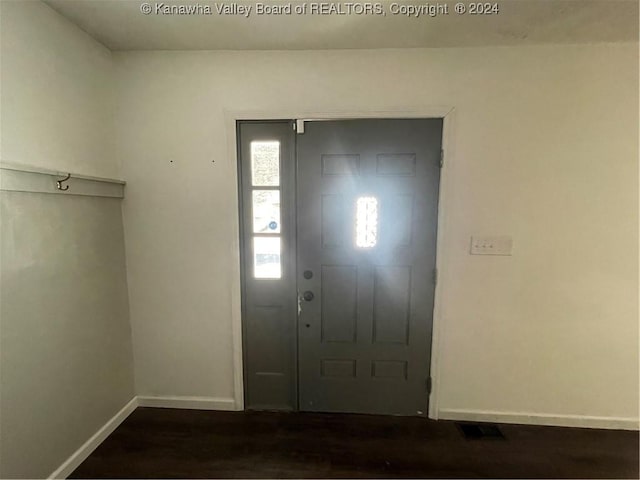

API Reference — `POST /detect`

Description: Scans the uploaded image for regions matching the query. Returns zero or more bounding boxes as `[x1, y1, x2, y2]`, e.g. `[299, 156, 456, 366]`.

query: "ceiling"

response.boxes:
[44, 0, 639, 51]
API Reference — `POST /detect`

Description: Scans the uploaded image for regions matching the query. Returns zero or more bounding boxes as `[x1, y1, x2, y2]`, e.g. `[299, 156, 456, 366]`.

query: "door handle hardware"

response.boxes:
[303, 291, 314, 301]
[303, 270, 313, 279]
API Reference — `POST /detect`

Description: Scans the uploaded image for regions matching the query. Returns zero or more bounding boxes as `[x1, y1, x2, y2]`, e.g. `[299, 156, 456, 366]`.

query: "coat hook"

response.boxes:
[56, 173, 71, 191]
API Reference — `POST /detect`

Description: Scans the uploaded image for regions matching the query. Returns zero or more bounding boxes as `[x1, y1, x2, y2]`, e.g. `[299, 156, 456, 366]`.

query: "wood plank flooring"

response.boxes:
[69, 408, 639, 478]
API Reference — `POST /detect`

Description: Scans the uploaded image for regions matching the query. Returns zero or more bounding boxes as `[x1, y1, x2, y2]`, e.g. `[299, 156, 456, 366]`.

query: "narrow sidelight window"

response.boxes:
[251, 141, 280, 186]
[250, 141, 282, 278]
[253, 237, 282, 279]
[252, 190, 281, 233]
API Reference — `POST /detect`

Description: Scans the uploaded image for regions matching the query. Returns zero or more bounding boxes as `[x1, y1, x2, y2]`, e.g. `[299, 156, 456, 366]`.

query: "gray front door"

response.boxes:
[296, 119, 442, 416]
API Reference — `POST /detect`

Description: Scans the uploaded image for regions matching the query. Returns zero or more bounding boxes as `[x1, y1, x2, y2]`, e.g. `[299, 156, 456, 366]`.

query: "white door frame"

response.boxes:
[225, 106, 456, 419]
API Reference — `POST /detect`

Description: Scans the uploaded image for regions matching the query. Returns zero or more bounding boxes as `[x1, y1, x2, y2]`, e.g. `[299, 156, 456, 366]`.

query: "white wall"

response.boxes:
[115, 44, 639, 427]
[0, 2, 135, 477]
[1, 0, 117, 179]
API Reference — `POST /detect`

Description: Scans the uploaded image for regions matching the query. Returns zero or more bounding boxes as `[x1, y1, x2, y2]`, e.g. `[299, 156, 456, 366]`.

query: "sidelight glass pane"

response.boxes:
[252, 190, 281, 233]
[355, 196, 378, 248]
[251, 141, 280, 186]
[253, 236, 282, 279]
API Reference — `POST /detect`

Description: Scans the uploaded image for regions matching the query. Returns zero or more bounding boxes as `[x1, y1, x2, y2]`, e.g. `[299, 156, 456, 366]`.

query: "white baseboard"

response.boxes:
[46, 399, 638, 479]
[49, 395, 237, 479]
[48, 397, 138, 479]
[438, 408, 640, 431]
[137, 395, 237, 411]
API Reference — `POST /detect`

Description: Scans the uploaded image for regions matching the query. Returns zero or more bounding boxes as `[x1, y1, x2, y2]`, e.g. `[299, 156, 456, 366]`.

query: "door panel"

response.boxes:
[321, 265, 358, 343]
[238, 121, 297, 411]
[296, 119, 442, 416]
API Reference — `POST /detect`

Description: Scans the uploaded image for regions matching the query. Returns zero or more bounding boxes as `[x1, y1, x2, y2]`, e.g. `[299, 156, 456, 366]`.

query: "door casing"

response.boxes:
[227, 107, 456, 419]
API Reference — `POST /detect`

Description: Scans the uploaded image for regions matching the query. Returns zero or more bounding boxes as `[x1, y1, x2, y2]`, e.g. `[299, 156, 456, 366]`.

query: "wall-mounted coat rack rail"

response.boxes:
[0, 163, 126, 198]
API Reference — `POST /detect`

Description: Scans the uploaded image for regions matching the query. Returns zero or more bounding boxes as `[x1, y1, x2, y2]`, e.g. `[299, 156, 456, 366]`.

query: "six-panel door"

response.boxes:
[296, 119, 442, 416]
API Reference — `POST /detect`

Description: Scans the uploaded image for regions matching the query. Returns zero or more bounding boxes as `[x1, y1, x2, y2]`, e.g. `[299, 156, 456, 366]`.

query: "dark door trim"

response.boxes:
[228, 108, 455, 419]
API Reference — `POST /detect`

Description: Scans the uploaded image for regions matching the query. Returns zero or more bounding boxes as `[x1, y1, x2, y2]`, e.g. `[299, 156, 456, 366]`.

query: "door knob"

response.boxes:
[303, 291, 314, 301]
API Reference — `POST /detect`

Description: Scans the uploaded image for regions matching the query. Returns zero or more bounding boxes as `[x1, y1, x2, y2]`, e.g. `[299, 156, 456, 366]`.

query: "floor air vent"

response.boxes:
[457, 423, 505, 440]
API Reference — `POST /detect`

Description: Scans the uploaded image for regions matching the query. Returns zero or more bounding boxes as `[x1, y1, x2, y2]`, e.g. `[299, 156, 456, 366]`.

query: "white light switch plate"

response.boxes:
[470, 235, 513, 256]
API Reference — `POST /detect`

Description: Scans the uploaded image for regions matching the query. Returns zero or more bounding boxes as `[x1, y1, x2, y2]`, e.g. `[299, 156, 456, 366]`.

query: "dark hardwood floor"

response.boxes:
[70, 408, 639, 479]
